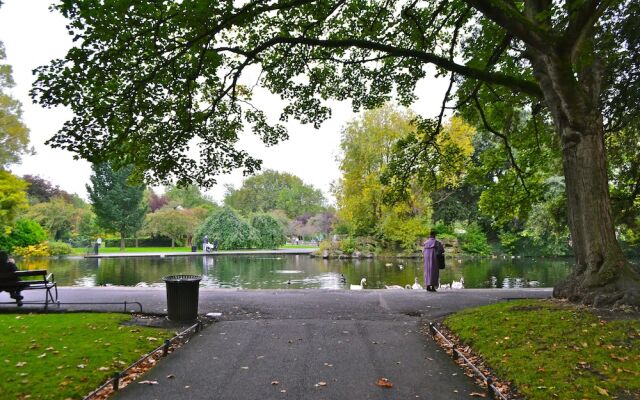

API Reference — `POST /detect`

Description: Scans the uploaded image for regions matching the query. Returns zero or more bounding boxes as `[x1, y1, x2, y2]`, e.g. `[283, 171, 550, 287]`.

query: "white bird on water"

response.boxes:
[451, 277, 465, 289]
[350, 278, 367, 290]
[412, 277, 423, 290]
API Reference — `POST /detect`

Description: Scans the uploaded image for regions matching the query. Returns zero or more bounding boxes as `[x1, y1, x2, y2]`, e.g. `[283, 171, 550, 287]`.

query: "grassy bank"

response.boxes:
[0, 313, 171, 399]
[444, 299, 639, 399]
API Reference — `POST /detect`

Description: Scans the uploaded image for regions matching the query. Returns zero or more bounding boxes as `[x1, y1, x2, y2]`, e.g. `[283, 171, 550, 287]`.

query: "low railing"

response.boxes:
[428, 322, 508, 400]
[83, 319, 205, 399]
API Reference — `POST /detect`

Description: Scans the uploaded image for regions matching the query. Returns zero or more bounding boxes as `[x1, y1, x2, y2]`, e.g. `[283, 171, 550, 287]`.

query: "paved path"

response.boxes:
[84, 248, 317, 258]
[2, 288, 551, 399]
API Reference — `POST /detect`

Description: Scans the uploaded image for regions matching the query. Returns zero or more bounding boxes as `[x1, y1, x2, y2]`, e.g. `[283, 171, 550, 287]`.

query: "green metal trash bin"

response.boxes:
[163, 275, 202, 321]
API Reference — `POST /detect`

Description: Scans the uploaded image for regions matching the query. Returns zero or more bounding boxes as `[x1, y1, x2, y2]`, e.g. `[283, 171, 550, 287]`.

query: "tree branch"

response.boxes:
[473, 94, 530, 196]
[268, 36, 543, 98]
[464, 0, 555, 51]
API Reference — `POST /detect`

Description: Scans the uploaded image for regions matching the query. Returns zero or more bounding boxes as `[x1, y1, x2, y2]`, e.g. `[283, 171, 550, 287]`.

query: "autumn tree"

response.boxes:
[31, 1, 640, 305]
[0, 41, 31, 168]
[0, 170, 28, 234]
[87, 163, 146, 250]
[335, 106, 472, 250]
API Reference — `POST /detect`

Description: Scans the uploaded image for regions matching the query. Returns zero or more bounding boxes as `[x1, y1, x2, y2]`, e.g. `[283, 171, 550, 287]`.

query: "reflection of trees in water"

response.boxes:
[460, 258, 572, 288]
[37, 255, 572, 289]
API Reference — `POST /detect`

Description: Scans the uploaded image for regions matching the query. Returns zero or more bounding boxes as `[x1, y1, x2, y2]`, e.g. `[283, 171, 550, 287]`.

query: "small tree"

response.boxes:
[250, 214, 286, 249]
[145, 207, 199, 247]
[195, 207, 256, 250]
[87, 163, 146, 250]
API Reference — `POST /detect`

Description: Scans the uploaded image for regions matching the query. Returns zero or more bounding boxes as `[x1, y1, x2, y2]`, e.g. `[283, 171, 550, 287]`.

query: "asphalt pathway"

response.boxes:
[2, 287, 551, 399]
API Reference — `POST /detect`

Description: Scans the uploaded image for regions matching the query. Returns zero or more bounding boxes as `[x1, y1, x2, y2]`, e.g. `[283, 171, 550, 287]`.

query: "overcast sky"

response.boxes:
[0, 0, 449, 204]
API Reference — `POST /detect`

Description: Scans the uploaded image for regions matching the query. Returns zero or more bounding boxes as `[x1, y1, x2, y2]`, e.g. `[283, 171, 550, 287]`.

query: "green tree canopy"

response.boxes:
[27, 196, 82, 241]
[164, 184, 216, 210]
[87, 163, 147, 249]
[224, 170, 325, 218]
[195, 207, 256, 250]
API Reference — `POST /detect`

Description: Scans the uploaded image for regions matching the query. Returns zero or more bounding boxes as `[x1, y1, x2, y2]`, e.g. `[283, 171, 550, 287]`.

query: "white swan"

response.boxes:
[384, 284, 405, 289]
[411, 277, 423, 290]
[350, 278, 367, 290]
[451, 277, 465, 289]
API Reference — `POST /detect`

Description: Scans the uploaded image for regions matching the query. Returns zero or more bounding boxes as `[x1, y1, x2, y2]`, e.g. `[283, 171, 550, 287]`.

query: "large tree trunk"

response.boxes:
[555, 128, 639, 306]
[120, 233, 125, 251]
[530, 51, 640, 307]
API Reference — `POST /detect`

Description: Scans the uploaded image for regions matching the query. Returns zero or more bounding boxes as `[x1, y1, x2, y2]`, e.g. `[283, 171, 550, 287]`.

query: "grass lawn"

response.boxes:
[444, 299, 640, 399]
[0, 313, 171, 400]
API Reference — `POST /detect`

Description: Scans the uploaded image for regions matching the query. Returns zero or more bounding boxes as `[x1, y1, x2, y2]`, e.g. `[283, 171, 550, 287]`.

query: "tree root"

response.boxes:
[553, 262, 640, 308]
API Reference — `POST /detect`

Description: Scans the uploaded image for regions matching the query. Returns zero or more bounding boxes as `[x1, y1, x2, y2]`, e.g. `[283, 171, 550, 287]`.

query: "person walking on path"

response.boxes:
[423, 230, 444, 292]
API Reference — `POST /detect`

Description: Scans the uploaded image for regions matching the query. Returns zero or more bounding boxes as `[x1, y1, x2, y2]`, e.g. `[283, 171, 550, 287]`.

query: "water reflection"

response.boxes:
[19, 255, 573, 289]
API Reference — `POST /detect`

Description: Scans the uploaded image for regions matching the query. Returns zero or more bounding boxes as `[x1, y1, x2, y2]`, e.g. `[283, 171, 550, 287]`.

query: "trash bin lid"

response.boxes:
[163, 275, 202, 282]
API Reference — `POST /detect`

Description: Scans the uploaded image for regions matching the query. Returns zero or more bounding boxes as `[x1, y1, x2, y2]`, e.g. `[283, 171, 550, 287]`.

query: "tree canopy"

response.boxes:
[31, 0, 640, 305]
[0, 41, 31, 168]
[224, 170, 325, 218]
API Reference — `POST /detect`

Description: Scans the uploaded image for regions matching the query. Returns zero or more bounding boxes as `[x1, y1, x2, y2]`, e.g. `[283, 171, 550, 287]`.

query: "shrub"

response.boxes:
[194, 207, 257, 250]
[250, 214, 287, 249]
[13, 243, 50, 257]
[0, 218, 47, 252]
[47, 241, 73, 255]
[340, 237, 357, 254]
[460, 222, 492, 255]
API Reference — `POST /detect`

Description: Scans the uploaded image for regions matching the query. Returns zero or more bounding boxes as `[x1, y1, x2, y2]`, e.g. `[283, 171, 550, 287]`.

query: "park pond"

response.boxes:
[18, 254, 572, 289]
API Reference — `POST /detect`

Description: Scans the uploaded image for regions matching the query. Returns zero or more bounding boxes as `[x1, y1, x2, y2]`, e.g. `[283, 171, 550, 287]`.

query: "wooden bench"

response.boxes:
[0, 270, 58, 309]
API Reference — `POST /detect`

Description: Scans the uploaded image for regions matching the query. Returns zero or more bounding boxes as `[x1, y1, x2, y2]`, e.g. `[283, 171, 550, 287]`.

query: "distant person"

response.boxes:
[94, 237, 102, 255]
[203, 235, 209, 252]
[213, 239, 219, 251]
[423, 230, 444, 292]
[0, 250, 23, 306]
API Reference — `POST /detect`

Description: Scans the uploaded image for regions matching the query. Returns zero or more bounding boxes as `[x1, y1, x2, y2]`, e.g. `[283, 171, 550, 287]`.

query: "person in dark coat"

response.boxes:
[0, 250, 23, 305]
[423, 230, 444, 292]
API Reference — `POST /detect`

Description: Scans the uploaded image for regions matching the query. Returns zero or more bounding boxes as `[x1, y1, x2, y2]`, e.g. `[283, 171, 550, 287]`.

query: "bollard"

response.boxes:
[163, 339, 171, 356]
[112, 372, 121, 391]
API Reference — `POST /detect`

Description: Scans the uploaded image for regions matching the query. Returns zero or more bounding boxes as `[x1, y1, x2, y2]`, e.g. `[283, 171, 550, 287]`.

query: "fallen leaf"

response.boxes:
[98, 367, 110, 372]
[318, 381, 327, 386]
[271, 380, 279, 385]
[280, 389, 287, 393]
[469, 392, 486, 397]
[37, 353, 47, 359]
[166, 374, 175, 379]
[76, 364, 86, 369]
[139, 380, 159, 385]
[241, 366, 249, 370]
[16, 362, 27, 367]
[376, 378, 393, 388]
[595, 386, 609, 397]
